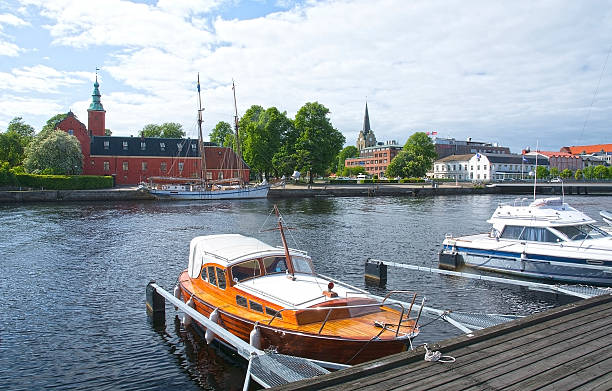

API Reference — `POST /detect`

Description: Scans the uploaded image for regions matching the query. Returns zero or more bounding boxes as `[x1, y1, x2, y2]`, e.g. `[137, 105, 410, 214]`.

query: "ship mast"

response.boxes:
[197, 73, 207, 186]
[232, 80, 243, 185]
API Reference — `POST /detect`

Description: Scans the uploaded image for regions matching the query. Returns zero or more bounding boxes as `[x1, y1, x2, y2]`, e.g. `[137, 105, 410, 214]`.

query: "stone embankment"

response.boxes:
[0, 187, 155, 203]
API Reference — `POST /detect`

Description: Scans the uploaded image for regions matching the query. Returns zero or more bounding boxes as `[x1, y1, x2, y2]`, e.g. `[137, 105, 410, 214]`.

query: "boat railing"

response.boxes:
[266, 292, 420, 338]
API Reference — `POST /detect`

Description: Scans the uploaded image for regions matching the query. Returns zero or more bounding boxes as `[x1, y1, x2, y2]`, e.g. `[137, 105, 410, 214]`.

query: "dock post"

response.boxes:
[365, 259, 387, 287]
[146, 281, 165, 326]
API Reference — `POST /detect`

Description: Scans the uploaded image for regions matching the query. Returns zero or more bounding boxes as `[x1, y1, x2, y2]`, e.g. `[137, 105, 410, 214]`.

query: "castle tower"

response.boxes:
[87, 76, 106, 136]
[356, 102, 377, 150]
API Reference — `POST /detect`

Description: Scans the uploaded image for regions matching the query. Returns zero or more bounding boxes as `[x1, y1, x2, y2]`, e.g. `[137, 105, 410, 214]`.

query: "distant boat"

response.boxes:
[148, 77, 269, 200]
[174, 206, 422, 364]
[441, 197, 612, 286]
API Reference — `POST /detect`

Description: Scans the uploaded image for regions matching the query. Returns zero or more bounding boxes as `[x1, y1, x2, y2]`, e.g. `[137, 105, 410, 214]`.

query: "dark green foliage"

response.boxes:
[209, 121, 234, 147]
[12, 174, 113, 189]
[140, 123, 186, 138]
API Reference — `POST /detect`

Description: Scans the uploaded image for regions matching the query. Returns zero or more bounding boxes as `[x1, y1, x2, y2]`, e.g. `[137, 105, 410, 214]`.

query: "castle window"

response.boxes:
[141, 161, 147, 171]
[91, 160, 94, 166]
[160, 162, 167, 171]
[178, 162, 184, 172]
[103, 161, 110, 171]
[123, 141, 128, 150]
[123, 161, 128, 171]
[104, 141, 109, 150]
[68, 129, 74, 135]
[140, 142, 146, 150]
[177, 143, 183, 152]
[160, 142, 165, 151]
[192, 143, 197, 151]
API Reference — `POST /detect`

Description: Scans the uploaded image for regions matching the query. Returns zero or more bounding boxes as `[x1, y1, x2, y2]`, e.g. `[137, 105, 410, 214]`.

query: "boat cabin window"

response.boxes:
[200, 267, 208, 282]
[249, 301, 263, 313]
[216, 268, 226, 290]
[207, 266, 217, 286]
[265, 307, 282, 319]
[555, 224, 610, 241]
[501, 225, 561, 243]
[236, 295, 248, 308]
[231, 259, 262, 282]
[263, 256, 288, 274]
[291, 256, 314, 274]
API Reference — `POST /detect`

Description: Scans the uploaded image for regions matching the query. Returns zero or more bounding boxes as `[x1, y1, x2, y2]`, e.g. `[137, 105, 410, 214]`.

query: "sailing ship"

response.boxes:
[174, 206, 422, 365]
[148, 77, 269, 200]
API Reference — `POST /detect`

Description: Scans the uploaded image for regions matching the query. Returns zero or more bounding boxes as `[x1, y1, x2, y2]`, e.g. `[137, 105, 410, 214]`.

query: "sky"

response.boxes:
[0, 0, 611, 153]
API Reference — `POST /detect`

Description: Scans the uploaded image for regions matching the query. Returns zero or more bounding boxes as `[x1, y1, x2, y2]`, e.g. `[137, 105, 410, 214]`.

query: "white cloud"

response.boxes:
[0, 13, 29, 26]
[9, 0, 612, 151]
[0, 65, 90, 93]
[0, 13, 29, 56]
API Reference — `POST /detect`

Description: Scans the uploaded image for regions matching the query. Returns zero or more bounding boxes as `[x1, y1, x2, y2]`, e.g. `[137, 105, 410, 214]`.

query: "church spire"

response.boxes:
[362, 102, 371, 134]
[88, 72, 104, 111]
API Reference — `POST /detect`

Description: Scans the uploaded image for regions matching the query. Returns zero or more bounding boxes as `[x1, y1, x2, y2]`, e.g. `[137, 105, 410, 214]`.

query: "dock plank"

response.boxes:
[329, 305, 612, 391]
[269, 294, 612, 391]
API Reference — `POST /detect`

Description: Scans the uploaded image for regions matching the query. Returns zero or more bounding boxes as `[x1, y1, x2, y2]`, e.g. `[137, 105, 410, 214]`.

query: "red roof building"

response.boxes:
[56, 78, 249, 185]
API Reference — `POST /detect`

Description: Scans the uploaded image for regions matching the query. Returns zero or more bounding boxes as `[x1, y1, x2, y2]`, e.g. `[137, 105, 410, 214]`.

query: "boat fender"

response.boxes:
[173, 285, 182, 310]
[183, 297, 195, 327]
[249, 323, 262, 350]
[205, 309, 219, 344]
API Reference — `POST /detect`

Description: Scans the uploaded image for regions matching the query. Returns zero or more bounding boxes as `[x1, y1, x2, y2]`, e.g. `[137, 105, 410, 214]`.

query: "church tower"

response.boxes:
[87, 76, 106, 136]
[356, 102, 377, 150]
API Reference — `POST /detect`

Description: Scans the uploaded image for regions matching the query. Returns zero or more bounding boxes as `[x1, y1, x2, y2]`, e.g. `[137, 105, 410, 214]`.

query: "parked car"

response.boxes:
[550, 177, 562, 183]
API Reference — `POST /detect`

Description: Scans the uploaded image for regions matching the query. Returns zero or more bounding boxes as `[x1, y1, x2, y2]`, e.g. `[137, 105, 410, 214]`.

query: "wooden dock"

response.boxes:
[270, 293, 612, 390]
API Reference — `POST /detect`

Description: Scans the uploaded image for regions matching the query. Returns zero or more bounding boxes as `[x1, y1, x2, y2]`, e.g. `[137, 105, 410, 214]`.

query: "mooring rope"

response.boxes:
[423, 343, 455, 363]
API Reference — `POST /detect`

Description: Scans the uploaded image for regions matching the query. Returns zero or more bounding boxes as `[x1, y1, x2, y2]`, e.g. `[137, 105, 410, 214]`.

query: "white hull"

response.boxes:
[150, 184, 269, 200]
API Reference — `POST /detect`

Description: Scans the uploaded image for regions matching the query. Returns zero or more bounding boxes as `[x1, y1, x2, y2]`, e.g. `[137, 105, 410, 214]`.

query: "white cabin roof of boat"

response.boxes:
[487, 197, 596, 227]
[188, 234, 308, 278]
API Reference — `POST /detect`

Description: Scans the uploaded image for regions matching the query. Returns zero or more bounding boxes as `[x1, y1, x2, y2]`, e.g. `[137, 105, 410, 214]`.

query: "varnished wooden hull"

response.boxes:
[179, 284, 412, 365]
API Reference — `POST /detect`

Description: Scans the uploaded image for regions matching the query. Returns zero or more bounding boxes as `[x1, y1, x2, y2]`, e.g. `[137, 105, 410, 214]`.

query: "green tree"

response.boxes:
[608, 166, 612, 180]
[293, 102, 344, 182]
[385, 151, 412, 178]
[549, 167, 560, 178]
[0, 132, 25, 167]
[574, 169, 583, 180]
[7, 117, 35, 139]
[140, 122, 186, 138]
[560, 168, 572, 179]
[402, 132, 437, 177]
[39, 113, 68, 139]
[105, 129, 112, 136]
[341, 165, 365, 177]
[582, 166, 595, 180]
[209, 121, 234, 147]
[593, 165, 607, 180]
[536, 166, 549, 179]
[335, 145, 359, 174]
[23, 130, 83, 174]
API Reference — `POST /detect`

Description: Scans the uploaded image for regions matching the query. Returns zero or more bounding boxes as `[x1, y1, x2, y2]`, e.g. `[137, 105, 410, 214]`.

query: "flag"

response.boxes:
[431, 131, 438, 135]
[197, 80, 200, 92]
[522, 156, 528, 163]
[426, 132, 430, 135]
[476, 153, 481, 159]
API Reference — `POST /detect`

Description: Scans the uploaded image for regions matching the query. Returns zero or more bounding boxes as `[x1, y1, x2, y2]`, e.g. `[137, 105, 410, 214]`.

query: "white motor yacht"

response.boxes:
[441, 197, 612, 286]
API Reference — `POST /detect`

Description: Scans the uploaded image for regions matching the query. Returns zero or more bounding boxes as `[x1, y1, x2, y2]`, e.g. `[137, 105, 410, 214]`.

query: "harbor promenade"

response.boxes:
[270, 293, 612, 390]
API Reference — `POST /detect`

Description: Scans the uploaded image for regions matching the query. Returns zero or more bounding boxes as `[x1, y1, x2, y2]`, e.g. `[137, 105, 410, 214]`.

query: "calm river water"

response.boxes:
[1, 194, 610, 390]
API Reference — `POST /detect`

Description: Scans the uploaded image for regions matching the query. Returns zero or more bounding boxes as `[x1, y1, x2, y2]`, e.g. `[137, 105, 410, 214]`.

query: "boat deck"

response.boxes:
[270, 293, 612, 390]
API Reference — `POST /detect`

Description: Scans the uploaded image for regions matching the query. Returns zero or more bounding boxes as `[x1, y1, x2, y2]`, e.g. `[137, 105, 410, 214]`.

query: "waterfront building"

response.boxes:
[559, 144, 612, 166]
[434, 137, 510, 159]
[344, 141, 403, 178]
[524, 151, 583, 172]
[433, 153, 544, 182]
[56, 78, 249, 185]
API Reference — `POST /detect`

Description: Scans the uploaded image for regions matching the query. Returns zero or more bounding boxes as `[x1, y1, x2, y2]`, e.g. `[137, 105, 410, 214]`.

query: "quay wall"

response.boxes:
[0, 188, 155, 203]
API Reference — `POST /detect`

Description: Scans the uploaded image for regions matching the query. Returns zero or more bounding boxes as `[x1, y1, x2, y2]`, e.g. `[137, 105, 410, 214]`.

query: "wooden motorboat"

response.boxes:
[176, 208, 421, 365]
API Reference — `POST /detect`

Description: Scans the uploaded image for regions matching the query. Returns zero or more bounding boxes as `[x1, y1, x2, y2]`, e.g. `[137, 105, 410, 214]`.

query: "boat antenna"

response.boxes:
[197, 73, 207, 186]
[274, 205, 296, 280]
[232, 79, 243, 185]
[533, 140, 538, 201]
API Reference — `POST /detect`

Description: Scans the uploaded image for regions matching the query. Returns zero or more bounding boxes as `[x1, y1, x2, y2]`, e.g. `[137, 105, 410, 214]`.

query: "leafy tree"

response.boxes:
[335, 145, 359, 174]
[23, 130, 83, 174]
[549, 167, 560, 178]
[402, 132, 437, 177]
[209, 121, 234, 147]
[385, 151, 412, 178]
[105, 129, 112, 136]
[341, 165, 365, 177]
[582, 166, 595, 180]
[0, 131, 26, 167]
[293, 102, 344, 182]
[7, 117, 35, 139]
[140, 122, 186, 138]
[560, 169, 572, 179]
[574, 169, 583, 181]
[39, 113, 68, 139]
[593, 165, 608, 180]
[536, 166, 549, 179]
[609, 166, 612, 180]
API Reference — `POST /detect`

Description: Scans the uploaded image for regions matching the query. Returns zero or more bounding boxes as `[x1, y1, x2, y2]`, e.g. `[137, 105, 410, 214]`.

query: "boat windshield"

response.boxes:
[231, 259, 262, 282]
[292, 256, 314, 274]
[262, 255, 314, 275]
[500, 225, 562, 243]
[554, 224, 610, 241]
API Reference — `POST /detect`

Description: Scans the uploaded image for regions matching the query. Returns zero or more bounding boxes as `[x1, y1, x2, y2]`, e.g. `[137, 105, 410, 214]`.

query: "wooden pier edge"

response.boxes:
[269, 293, 612, 390]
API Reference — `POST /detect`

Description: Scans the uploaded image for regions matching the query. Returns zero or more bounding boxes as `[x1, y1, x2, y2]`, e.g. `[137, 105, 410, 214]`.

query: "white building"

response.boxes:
[433, 153, 546, 182]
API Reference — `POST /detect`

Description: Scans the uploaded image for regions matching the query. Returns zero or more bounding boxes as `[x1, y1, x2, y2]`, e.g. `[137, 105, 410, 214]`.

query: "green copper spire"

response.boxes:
[88, 76, 105, 111]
